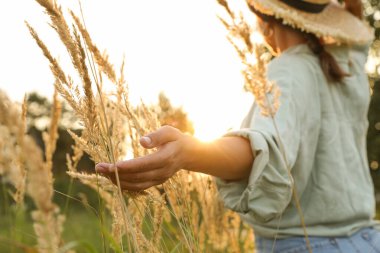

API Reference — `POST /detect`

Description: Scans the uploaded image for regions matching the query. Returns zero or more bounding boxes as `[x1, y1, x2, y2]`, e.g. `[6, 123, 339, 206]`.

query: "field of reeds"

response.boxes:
[1, 0, 380, 252]
[0, 0, 258, 252]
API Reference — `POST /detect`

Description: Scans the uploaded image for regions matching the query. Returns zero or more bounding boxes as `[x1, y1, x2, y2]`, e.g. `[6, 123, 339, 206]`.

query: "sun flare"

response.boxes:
[0, 0, 256, 143]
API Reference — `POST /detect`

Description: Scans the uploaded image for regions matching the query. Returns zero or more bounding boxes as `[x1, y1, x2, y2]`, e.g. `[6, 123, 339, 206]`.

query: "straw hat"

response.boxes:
[246, 0, 374, 44]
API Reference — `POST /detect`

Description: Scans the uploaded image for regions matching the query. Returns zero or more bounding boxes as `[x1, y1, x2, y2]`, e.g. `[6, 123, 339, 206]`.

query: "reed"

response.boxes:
[0, 89, 66, 253]
[24, 0, 255, 251]
[0, 91, 28, 205]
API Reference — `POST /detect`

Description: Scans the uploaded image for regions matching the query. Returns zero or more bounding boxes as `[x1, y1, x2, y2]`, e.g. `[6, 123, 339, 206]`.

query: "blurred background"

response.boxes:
[365, 0, 380, 199]
[0, 0, 254, 142]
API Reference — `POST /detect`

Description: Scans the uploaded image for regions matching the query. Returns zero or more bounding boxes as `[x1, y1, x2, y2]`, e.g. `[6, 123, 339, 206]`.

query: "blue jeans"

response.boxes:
[255, 227, 380, 253]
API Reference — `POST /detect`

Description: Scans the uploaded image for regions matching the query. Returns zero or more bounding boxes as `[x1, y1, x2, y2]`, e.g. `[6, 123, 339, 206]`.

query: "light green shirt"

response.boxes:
[216, 43, 379, 238]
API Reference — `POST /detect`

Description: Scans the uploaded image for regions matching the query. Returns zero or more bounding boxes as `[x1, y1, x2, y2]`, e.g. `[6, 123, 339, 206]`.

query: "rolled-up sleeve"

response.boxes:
[216, 72, 302, 223]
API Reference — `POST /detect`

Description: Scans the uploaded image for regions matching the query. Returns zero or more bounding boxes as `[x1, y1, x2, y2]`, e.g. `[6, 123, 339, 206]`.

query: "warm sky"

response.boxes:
[0, 0, 254, 141]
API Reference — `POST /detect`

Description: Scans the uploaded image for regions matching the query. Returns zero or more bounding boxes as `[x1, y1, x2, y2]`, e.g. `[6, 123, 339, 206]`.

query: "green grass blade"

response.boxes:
[58, 240, 98, 253]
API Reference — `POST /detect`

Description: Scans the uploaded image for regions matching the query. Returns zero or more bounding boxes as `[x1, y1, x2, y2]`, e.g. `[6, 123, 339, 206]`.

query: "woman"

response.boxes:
[96, 0, 380, 252]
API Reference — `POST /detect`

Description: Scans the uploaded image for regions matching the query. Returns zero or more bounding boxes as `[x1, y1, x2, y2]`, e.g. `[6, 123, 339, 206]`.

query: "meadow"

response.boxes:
[1, 0, 255, 252]
[1, 0, 380, 252]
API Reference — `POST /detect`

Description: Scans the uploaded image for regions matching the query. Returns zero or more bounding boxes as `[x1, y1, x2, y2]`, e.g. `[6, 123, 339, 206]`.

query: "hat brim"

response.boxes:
[247, 0, 374, 45]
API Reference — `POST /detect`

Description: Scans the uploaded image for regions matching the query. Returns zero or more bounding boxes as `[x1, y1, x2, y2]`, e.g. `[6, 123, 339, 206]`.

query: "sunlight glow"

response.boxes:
[250, 31, 265, 44]
[0, 0, 254, 142]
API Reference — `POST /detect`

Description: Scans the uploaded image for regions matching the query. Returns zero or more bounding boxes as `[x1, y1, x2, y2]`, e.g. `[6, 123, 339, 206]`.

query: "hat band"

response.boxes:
[279, 0, 328, 13]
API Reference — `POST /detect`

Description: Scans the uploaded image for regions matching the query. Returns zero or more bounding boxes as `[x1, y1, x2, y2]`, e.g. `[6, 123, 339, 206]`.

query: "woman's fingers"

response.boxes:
[140, 125, 182, 149]
[121, 167, 173, 182]
[120, 179, 165, 192]
[96, 153, 165, 174]
[100, 170, 167, 191]
[116, 155, 164, 173]
[97, 139, 181, 174]
[95, 126, 187, 191]
[95, 162, 111, 172]
[108, 167, 174, 183]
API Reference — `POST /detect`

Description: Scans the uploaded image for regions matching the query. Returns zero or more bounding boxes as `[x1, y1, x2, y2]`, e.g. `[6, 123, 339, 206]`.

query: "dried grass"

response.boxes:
[24, 0, 255, 252]
[0, 91, 28, 204]
[217, 0, 281, 117]
[0, 89, 65, 253]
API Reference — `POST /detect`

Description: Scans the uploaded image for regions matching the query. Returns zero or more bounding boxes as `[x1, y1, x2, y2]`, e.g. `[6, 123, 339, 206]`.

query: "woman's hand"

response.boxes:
[96, 126, 254, 191]
[95, 125, 193, 192]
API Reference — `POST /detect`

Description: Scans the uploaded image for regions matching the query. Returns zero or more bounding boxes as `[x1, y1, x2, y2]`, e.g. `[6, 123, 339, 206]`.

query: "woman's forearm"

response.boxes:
[184, 136, 255, 181]
[96, 126, 255, 191]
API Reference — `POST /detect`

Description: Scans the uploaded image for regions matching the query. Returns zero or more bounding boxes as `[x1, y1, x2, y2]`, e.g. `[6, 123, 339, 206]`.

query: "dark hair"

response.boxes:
[249, 6, 348, 83]
[303, 33, 349, 82]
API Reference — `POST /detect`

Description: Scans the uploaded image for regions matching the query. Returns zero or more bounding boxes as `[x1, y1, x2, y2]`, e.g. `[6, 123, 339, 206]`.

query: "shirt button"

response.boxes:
[362, 232, 369, 240]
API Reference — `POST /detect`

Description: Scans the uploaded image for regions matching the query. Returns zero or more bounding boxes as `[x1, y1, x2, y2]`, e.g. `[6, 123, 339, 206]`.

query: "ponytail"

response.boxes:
[344, 0, 363, 20]
[305, 33, 349, 83]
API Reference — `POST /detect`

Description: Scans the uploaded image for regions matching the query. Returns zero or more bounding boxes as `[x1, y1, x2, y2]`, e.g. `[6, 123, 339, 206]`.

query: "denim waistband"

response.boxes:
[255, 227, 380, 253]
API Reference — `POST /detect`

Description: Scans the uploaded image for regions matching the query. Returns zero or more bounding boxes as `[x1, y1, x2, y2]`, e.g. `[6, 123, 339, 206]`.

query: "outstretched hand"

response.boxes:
[96, 125, 254, 191]
[95, 126, 193, 192]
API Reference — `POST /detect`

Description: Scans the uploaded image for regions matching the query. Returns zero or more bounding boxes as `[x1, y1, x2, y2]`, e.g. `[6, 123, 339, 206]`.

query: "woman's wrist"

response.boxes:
[179, 134, 203, 172]
[178, 135, 254, 180]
